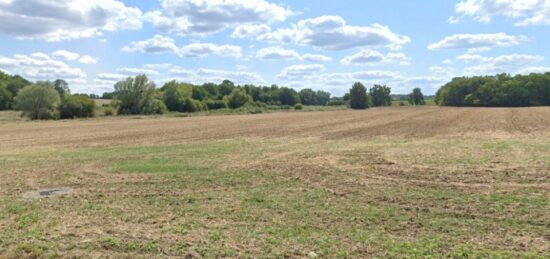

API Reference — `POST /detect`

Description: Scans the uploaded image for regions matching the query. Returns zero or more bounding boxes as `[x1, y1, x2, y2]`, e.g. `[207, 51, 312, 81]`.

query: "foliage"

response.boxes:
[227, 88, 253, 108]
[299, 88, 331, 105]
[59, 94, 96, 119]
[14, 82, 60, 120]
[278, 87, 300, 106]
[102, 92, 115, 99]
[0, 84, 12, 110]
[369, 84, 392, 106]
[104, 106, 115, 116]
[435, 73, 550, 107]
[114, 74, 163, 115]
[294, 103, 303, 110]
[349, 82, 369, 109]
[163, 80, 195, 112]
[409, 88, 426, 105]
[53, 79, 70, 96]
[204, 99, 228, 110]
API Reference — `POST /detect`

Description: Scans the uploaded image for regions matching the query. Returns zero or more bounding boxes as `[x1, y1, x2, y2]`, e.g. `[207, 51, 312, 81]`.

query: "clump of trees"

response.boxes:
[113, 75, 166, 115]
[348, 82, 395, 109]
[435, 73, 550, 107]
[10, 79, 96, 120]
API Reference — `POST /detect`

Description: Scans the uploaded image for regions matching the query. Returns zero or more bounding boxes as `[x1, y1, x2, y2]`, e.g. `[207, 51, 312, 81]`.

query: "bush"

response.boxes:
[204, 99, 228, 110]
[14, 83, 60, 120]
[59, 95, 96, 119]
[104, 107, 115, 116]
[227, 88, 252, 109]
[408, 88, 425, 105]
[142, 98, 167, 115]
[294, 103, 303, 110]
[280, 105, 291, 110]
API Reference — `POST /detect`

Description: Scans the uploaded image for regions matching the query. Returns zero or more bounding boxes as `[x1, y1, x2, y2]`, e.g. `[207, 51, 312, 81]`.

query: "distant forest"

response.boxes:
[435, 73, 550, 107]
[1, 70, 549, 120]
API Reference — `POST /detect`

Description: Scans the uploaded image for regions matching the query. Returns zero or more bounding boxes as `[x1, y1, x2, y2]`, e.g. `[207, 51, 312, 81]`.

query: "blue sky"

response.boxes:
[0, 0, 548, 95]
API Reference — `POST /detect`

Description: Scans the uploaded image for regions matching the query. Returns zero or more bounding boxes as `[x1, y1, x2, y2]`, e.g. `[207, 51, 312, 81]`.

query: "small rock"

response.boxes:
[308, 251, 318, 258]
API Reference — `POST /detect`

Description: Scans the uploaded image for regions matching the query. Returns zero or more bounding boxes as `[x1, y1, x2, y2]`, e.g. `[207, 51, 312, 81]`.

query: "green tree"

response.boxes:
[0, 85, 12, 110]
[408, 88, 425, 105]
[114, 74, 162, 115]
[219, 80, 235, 97]
[279, 87, 300, 105]
[227, 88, 252, 108]
[369, 84, 391, 107]
[299, 88, 315, 105]
[349, 82, 369, 109]
[54, 79, 70, 96]
[14, 83, 60, 120]
[59, 95, 96, 119]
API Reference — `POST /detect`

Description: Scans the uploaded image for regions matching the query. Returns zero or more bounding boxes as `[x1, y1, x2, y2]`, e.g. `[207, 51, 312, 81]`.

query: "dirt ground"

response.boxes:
[0, 106, 549, 258]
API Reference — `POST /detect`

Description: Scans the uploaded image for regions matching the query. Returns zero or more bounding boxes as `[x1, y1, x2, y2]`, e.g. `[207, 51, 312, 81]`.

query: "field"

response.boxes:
[0, 106, 549, 258]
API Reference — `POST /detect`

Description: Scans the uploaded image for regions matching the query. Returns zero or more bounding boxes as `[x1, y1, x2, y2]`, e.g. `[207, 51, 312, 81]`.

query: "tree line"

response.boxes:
[435, 73, 550, 107]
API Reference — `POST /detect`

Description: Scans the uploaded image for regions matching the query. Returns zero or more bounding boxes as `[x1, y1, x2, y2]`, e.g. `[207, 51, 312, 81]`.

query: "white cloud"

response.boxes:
[256, 46, 300, 60]
[179, 43, 242, 58]
[300, 53, 332, 62]
[454, 0, 550, 26]
[122, 35, 178, 54]
[145, 0, 291, 36]
[341, 49, 411, 66]
[123, 35, 241, 58]
[0, 53, 86, 81]
[258, 16, 410, 50]
[428, 33, 525, 51]
[456, 53, 544, 74]
[0, 0, 142, 41]
[52, 50, 80, 61]
[117, 67, 161, 76]
[231, 24, 271, 38]
[516, 66, 550, 74]
[78, 55, 98, 65]
[277, 64, 326, 80]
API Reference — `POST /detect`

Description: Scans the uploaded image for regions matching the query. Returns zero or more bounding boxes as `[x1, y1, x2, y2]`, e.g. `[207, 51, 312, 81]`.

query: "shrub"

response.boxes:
[59, 95, 96, 119]
[280, 105, 291, 110]
[408, 88, 425, 105]
[104, 107, 115, 116]
[142, 98, 167, 115]
[14, 83, 60, 120]
[204, 99, 228, 110]
[227, 88, 252, 109]
[294, 103, 303, 110]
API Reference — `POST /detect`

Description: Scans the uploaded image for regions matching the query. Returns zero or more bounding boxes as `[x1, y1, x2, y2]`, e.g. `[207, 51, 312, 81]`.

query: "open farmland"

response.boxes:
[0, 106, 549, 258]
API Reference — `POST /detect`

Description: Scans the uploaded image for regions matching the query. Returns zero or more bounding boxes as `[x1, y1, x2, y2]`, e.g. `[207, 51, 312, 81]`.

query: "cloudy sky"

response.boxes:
[0, 0, 548, 95]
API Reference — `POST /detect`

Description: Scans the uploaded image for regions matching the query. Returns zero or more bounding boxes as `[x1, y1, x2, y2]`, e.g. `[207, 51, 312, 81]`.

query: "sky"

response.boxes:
[0, 0, 548, 96]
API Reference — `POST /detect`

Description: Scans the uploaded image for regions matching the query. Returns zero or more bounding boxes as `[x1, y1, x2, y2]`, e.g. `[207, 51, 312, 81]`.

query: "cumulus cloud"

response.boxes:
[341, 49, 411, 66]
[145, 0, 291, 36]
[231, 24, 271, 38]
[516, 66, 550, 74]
[122, 35, 179, 54]
[52, 50, 80, 61]
[454, 0, 550, 26]
[122, 35, 242, 58]
[179, 43, 242, 58]
[456, 53, 544, 74]
[258, 16, 410, 50]
[78, 55, 98, 65]
[255, 47, 332, 62]
[256, 46, 299, 60]
[122, 35, 241, 58]
[0, 0, 142, 41]
[300, 54, 332, 62]
[276, 64, 326, 80]
[428, 33, 525, 51]
[0, 53, 86, 82]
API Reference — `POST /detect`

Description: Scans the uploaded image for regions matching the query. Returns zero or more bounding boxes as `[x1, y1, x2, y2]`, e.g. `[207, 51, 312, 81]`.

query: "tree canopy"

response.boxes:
[435, 73, 550, 107]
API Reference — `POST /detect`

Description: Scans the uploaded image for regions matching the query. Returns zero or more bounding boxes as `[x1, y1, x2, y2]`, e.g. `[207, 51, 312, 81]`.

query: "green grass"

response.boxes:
[1, 138, 548, 258]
